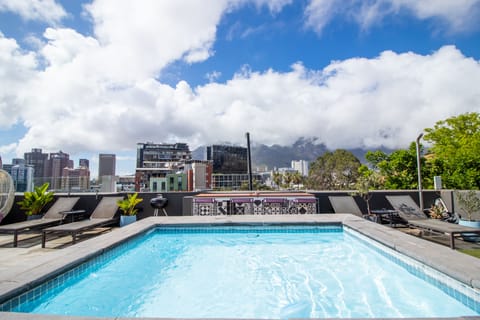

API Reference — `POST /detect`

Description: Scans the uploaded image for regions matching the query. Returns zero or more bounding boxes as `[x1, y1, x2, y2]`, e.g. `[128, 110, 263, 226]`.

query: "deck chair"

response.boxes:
[41, 196, 123, 248]
[386, 195, 480, 249]
[328, 196, 363, 217]
[0, 197, 80, 247]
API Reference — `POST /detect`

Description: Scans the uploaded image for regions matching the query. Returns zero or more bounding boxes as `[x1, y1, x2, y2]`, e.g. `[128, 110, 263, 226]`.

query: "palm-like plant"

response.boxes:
[17, 182, 54, 216]
[117, 193, 143, 216]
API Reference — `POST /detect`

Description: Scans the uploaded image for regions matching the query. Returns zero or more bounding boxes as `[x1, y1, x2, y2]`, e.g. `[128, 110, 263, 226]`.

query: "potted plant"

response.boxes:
[454, 190, 480, 241]
[17, 182, 54, 219]
[117, 193, 143, 227]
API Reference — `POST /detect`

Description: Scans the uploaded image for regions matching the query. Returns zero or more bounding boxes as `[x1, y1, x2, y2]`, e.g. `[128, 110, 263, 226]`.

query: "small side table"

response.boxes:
[60, 210, 86, 223]
[370, 209, 398, 227]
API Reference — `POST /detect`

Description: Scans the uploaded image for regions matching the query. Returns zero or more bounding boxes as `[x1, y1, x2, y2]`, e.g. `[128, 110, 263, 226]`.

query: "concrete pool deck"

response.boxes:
[0, 214, 479, 320]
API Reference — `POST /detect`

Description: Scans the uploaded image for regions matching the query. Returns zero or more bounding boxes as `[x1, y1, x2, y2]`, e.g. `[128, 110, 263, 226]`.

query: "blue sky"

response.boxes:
[0, 0, 480, 176]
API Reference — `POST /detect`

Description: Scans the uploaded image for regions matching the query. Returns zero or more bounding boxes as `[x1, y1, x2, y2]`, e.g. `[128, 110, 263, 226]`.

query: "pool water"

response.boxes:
[7, 226, 480, 318]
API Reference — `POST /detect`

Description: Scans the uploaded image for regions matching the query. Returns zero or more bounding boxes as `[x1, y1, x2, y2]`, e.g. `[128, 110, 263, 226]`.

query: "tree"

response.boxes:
[272, 172, 283, 190]
[424, 112, 480, 189]
[306, 149, 361, 190]
[352, 165, 383, 213]
[270, 171, 304, 190]
[364, 143, 426, 189]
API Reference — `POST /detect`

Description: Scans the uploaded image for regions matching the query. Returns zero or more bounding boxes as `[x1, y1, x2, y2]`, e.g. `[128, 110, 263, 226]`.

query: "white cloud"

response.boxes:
[206, 71, 222, 83]
[3, 40, 480, 159]
[0, 0, 66, 24]
[0, 142, 17, 157]
[164, 46, 480, 150]
[305, 0, 480, 34]
[0, 33, 37, 128]
[83, 0, 229, 82]
[0, 1, 479, 168]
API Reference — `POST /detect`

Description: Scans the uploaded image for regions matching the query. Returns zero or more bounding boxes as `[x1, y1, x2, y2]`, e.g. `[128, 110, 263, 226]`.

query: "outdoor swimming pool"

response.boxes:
[1, 224, 479, 318]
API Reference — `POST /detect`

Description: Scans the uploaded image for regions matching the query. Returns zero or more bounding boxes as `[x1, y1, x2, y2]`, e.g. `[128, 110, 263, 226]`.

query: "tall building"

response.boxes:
[62, 166, 90, 191]
[98, 154, 116, 180]
[98, 154, 116, 191]
[136, 142, 191, 168]
[205, 145, 249, 190]
[11, 163, 34, 192]
[12, 158, 25, 165]
[135, 142, 192, 191]
[79, 158, 90, 169]
[24, 148, 49, 186]
[291, 160, 310, 176]
[185, 160, 213, 191]
[45, 151, 73, 190]
[206, 145, 247, 174]
[0, 155, 2, 168]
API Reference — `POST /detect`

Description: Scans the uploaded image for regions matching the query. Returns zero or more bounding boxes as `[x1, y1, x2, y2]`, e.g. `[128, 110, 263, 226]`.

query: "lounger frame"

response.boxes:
[386, 195, 480, 249]
[0, 197, 79, 247]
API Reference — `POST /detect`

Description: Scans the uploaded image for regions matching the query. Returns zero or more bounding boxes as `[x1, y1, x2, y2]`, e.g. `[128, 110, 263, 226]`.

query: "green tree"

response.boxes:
[352, 165, 383, 214]
[289, 171, 304, 189]
[307, 149, 361, 190]
[365, 143, 426, 189]
[424, 112, 480, 189]
[272, 172, 283, 190]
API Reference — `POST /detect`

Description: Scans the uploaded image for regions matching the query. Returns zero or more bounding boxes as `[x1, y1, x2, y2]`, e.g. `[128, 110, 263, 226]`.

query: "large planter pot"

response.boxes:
[458, 219, 480, 242]
[120, 215, 137, 227]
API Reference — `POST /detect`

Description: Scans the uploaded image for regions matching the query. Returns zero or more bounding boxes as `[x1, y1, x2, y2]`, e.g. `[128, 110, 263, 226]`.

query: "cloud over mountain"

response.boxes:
[0, 0, 479, 166]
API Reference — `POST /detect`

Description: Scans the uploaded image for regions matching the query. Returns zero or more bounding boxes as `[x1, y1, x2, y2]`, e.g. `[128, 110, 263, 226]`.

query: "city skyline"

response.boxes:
[0, 1, 480, 175]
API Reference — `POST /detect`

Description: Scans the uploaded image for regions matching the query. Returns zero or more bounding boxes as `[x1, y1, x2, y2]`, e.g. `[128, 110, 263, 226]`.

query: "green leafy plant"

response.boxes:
[455, 190, 480, 221]
[117, 193, 143, 216]
[17, 182, 54, 216]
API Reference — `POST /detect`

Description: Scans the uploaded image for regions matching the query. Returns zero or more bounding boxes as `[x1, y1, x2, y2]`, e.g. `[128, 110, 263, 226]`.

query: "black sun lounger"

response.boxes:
[386, 195, 480, 249]
[41, 196, 122, 248]
[0, 197, 80, 247]
[328, 196, 363, 217]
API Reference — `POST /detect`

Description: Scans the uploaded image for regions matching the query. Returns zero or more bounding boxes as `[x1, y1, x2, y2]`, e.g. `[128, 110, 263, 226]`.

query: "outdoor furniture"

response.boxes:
[370, 209, 399, 226]
[41, 196, 123, 248]
[0, 197, 80, 247]
[386, 195, 480, 249]
[328, 196, 363, 217]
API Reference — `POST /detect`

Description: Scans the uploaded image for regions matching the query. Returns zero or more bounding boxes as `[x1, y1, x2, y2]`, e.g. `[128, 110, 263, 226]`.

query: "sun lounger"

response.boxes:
[0, 197, 80, 247]
[41, 196, 123, 248]
[386, 195, 480, 249]
[328, 196, 364, 217]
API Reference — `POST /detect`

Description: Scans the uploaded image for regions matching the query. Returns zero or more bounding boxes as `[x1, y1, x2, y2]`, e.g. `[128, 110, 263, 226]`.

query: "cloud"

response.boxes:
[83, 0, 229, 82]
[0, 0, 66, 24]
[0, 33, 37, 128]
[304, 0, 480, 34]
[3, 36, 480, 158]
[206, 71, 222, 83]
[1, 1, 479, 164]
[0, 142, 17, 156]
[168, 47, 480, 150]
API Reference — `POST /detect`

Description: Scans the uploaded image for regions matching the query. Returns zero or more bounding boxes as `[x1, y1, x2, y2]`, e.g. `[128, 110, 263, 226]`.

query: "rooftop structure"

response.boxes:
[206, 144, 247, 174]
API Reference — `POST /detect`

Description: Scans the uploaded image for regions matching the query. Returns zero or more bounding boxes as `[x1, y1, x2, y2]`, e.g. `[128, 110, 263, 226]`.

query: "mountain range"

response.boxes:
[192, 137, 385, 170]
